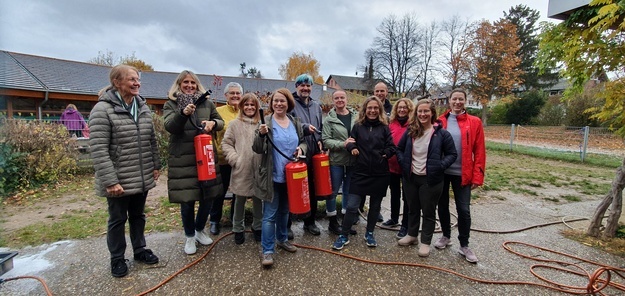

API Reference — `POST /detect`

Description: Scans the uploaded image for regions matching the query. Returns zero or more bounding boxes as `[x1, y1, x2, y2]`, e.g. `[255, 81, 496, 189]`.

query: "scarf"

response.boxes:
[397, 116, 408, 126]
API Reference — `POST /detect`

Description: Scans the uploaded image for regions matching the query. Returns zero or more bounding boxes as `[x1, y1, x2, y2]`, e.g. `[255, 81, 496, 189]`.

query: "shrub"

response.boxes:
[564, 87, 603, 127]
[466, 108, 481, 117]
[0, 143, 26, 196]
[505, 90, 546, 125]
[152, 114, 169, 168]
[488, 102, 510, 124]
[535, 95, 566, 126]
[0, 119, 79, 195]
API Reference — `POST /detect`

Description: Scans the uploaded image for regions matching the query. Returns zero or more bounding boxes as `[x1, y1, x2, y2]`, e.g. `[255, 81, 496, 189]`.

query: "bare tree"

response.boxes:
[88, 50, 116, 66]
[438, 16, 476, 89]
[367, 13, 423, 95]
[416, 21, 440, 96]
[89, 50, 153, 71]
[239, 62, 263, 78]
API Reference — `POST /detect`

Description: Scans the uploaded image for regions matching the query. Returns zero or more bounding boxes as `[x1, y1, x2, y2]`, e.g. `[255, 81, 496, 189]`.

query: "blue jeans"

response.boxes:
[262, 182, 290, 254]
[329, 165, 352, 215]
[180, 199, 212, 237]
[438, 174, 472, 247]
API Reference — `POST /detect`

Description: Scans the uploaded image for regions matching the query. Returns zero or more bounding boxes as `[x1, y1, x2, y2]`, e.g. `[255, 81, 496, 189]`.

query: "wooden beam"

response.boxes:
[0, 88, 45, 98]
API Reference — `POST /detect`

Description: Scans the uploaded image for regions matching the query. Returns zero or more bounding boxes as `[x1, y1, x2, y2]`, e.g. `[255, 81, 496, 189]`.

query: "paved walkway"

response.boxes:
[1, 193, 624, 295]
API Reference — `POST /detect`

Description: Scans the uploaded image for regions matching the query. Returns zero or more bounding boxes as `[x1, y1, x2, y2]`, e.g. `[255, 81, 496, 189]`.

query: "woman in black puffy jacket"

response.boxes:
[332, 96, 396, 250]
[395, 98, 457, 257]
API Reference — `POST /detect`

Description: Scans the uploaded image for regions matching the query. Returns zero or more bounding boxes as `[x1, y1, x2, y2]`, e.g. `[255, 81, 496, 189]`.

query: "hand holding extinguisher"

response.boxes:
[259, 109, 302, 161]
[259, 108, 310, 214]
[187, 90, 217, 182]
[181, 90, 214, 133]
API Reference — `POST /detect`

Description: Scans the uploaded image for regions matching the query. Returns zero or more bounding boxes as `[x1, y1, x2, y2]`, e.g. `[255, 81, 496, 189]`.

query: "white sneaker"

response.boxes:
[195, 229, 213, 245]
[184, 237, 196, 255]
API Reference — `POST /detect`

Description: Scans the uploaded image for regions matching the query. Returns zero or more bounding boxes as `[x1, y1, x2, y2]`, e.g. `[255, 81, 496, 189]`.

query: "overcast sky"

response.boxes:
[0, 0, 554, 81]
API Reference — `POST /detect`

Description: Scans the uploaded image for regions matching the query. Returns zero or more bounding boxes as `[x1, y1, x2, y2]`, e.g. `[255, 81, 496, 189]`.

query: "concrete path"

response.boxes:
[1, 192, 624, 295]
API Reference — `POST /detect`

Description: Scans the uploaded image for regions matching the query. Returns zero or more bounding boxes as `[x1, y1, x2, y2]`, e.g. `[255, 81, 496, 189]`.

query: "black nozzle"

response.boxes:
[193, 90, 212, 106]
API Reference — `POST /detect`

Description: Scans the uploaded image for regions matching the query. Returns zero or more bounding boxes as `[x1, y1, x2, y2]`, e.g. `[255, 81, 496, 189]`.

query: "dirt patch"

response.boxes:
[0, 151, 619, 243]
[0, 175, 169, 235]
[484, 125, 625, 157]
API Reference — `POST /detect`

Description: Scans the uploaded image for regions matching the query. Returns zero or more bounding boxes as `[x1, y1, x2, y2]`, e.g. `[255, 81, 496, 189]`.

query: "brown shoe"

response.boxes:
[261, 253, 273, 266]
[277, 241, 298, 253]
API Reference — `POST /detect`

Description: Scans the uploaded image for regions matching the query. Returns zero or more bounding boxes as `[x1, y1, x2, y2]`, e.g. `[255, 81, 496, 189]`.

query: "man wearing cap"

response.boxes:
[289, 74, 324, 236]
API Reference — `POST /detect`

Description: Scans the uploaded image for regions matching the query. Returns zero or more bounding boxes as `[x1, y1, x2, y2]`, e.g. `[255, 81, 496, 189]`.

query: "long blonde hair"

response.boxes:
[390, 98, 414, 123]
[167, 70, 207, 100]
[407, 98, 437, 139]
[356, 96, 388, 125]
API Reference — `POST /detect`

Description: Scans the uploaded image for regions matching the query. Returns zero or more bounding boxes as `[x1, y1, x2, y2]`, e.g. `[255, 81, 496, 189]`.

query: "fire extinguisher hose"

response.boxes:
[259, 108, 298, 162]
[182, 90, 214, 133]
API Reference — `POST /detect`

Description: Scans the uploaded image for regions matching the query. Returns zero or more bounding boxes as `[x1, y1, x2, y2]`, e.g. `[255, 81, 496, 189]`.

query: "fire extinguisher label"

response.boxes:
[302, 178, 310, 207]
[292, 171, 308, 179]
[320, 160, 329, 167]
[204, 144, 216, 175]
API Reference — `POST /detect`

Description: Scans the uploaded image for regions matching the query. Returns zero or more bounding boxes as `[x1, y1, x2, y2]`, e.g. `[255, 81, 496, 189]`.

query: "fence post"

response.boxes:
[581, 126, 589, 162]
[509, 124, 515, 151]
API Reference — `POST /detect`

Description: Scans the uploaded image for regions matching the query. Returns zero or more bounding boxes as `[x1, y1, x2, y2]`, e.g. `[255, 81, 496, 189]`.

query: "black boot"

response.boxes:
[328, 216, 342, 235]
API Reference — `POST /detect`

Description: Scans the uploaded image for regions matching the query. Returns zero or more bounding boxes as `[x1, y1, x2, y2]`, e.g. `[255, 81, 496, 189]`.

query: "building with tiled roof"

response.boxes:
[0, 50, 334, 119]
[325, 74, 397, 98]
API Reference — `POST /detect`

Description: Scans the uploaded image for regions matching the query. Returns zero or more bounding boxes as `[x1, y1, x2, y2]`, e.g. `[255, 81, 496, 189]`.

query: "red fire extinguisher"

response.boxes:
[312, 153, 332, 200]
[194, 133, 216, 181]
[285, 157, 311, 215]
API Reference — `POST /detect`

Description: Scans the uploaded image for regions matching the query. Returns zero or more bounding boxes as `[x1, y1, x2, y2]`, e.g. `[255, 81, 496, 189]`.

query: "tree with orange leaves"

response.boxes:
[278, 51, 324, 84]
[469, 19, 523, 124]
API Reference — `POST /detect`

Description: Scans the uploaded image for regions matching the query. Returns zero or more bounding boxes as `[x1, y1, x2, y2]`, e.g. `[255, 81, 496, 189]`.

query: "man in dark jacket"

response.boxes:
[374, 82, 393, 117]
[289, 74, 323, 236]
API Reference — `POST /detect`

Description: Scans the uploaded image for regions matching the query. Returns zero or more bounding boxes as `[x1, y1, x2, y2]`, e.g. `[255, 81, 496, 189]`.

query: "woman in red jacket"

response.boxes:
[383, 98, 413, 240]
[433, 88, 485, 263]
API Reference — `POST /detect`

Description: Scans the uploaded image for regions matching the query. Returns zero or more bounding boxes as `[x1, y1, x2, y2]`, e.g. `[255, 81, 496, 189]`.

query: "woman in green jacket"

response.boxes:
[321, 90, 357, 235]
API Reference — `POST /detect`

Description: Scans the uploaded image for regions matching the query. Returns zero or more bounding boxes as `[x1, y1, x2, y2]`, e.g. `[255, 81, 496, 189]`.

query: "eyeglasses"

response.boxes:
[228, 91, 242, 95]
[397, 106, 409, 110]
[127, 77, 141, 83]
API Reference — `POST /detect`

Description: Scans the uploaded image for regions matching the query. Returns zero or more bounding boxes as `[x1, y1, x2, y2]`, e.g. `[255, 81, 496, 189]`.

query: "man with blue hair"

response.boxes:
[288, 73, 327, 236]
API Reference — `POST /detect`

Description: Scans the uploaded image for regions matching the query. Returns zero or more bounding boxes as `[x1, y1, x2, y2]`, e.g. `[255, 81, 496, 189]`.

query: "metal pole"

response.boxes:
[581, 126, 589, 162]
[510, 124, 515, 151]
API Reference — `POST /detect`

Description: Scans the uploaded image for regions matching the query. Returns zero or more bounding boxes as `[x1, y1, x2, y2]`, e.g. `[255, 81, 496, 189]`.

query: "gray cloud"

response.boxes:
[0, 0, 550, 81]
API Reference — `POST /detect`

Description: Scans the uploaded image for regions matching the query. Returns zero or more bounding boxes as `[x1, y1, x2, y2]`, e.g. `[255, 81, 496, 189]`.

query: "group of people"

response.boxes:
[89, 65, 485, 277]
